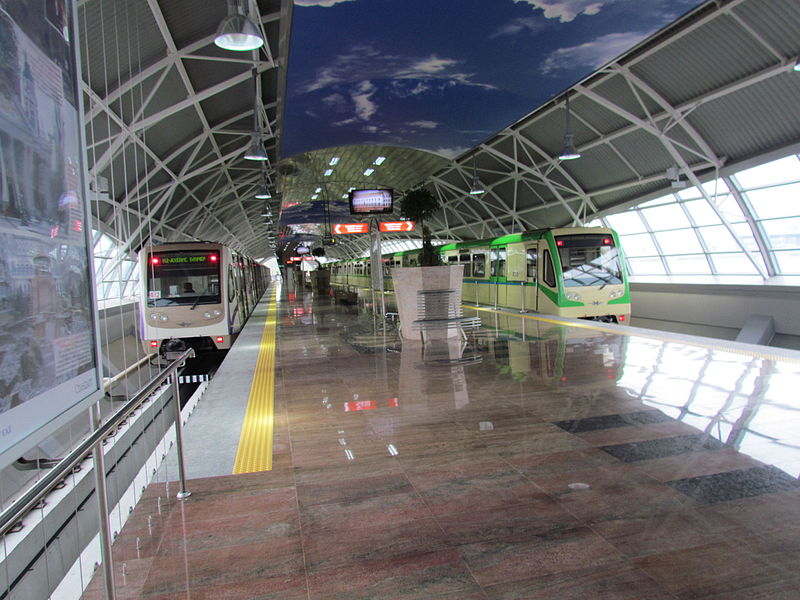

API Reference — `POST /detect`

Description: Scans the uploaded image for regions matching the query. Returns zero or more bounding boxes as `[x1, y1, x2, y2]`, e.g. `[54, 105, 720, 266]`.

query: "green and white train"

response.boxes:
[330, 227, 631, 324]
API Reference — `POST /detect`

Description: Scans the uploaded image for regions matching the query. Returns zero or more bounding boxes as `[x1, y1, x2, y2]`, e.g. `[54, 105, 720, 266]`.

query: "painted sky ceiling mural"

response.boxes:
[283, 0, 706, 161]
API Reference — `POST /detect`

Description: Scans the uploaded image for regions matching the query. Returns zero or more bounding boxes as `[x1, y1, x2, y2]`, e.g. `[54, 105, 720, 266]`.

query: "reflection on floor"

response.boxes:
[84, 286, 800, 599]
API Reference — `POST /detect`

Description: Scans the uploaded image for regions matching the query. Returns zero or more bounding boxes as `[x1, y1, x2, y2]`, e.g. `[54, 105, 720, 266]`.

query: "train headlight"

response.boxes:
[610, 290, 622, 299]
[150, 313, 158, 320]
[567, 292, 581, 301]
[212, 310, 221, 316]
[159, 314, 168, 322]
[203, 312, 213, 319]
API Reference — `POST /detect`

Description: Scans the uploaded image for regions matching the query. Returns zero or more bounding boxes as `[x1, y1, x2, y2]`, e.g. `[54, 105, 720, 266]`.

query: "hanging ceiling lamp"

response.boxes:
[214, 0, 264, 51]
[244, 132, 268, 161]
[244, 69, 268, 161]
[469, 153, 485, 195]
[558, 95, 581, 161]
[255, 168, 272, 198]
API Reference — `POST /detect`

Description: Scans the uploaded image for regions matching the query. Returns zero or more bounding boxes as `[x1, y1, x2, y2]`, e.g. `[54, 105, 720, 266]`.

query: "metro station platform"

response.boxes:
[84, 281, 800, 599]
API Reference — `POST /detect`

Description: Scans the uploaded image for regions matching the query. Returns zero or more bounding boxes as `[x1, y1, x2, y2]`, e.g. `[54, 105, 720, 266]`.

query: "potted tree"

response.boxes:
[392, 187, 464, 340]
[309, 246, 330, 292]
[399, 187, 441, 267]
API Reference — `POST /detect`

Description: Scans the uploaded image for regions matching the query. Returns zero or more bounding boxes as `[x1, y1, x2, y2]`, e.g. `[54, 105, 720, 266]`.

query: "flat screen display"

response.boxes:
[349, 189, 393, 214]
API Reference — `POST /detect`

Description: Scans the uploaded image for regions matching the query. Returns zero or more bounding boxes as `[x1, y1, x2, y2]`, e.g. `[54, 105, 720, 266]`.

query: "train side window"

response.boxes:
[526, 248, 537, 279]
[448, 255, 457, 264]
[227, 265, 235, 302]
[491, 249, 506, 278]
[472, 253, 485, 278]
[542, 249, 556, 287]
[458, 253, 471, 277]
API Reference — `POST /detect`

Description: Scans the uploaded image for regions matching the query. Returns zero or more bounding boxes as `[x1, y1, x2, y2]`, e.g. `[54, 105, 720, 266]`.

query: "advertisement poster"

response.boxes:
[0, 0, 100, 466]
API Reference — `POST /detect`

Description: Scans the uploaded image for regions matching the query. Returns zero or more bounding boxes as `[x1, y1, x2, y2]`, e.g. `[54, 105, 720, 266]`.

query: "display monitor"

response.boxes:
[349, 188, 393, 214]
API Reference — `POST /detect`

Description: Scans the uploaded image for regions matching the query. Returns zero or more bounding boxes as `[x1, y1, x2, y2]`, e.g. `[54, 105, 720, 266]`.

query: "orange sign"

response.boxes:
[379, 221, 414, 232]
[333, 223, 369, 234]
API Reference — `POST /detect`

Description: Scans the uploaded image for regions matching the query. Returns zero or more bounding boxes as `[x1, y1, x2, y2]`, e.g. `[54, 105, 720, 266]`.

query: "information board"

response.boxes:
[0, 0, 102, 468]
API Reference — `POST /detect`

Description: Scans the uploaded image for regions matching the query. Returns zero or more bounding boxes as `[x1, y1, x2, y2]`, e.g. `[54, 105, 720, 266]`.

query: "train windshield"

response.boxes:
[146, 250, 221, 307]
[555, 234, 623, 288]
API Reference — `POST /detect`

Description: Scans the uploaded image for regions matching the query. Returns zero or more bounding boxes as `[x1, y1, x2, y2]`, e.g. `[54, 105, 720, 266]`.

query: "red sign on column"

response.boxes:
[333, 223, 370, 234]
[378, 221, 415, 233]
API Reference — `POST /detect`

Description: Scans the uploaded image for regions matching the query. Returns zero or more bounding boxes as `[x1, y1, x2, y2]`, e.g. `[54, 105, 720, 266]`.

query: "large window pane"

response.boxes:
[735, 155, 800, 189]
[640, 204, 691, 230]
[684, 200, 721, 226]
[638, 194, 674, 208]
[760, 217, 800, 249]
[701, 178, 729, 196]
[606, 211, 647, 234]
[710, 253, 759, 274]
[654, 230, 704, 254]
[730, 222, 759, 251]
[716, 194, 747, 223]
[773, 250, 800, 273]
[745, 183, 800, 219]
[627, 257, 666, 274]
[698, 225, 741, 252]
[619, 233, 658, 256]
[95, 234, 115, 257]
[666, 254, 711, 274]
[676, 186, 702, 200]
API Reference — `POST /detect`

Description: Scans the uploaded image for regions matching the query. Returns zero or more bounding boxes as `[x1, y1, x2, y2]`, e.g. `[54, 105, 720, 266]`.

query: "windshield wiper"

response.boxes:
[190, 296, 202, 310]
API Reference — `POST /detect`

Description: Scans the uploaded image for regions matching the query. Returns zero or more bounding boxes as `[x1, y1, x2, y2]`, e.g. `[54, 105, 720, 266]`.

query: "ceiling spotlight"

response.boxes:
[666, 165, 686, 189]
[255, 188, 271, 199]
[363, 168, 375, 176]
[558, 95, 581, 161]
[374, 156, 386, 165]
[329, 157, 340, 166]
[324, 169, 333, 176]
[214, 0, 264, 51]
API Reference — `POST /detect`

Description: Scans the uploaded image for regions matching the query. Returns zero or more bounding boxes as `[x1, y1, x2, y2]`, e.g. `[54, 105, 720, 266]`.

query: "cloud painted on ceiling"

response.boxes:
[283, 0, 704, 159]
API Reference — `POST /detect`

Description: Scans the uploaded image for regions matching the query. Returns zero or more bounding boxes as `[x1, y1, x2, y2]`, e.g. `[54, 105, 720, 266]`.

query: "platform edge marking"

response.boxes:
[232, 289, 277, 474]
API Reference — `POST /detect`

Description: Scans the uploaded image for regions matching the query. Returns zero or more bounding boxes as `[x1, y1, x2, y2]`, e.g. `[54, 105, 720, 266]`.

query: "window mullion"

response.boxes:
[724, 175, 777, 277]
[678, 196, 715, 274]
[637, 209, 671, 275]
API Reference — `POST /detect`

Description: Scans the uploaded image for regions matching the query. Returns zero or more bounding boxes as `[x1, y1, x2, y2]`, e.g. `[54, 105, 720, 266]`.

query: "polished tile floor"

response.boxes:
[85, 285, 800, 599]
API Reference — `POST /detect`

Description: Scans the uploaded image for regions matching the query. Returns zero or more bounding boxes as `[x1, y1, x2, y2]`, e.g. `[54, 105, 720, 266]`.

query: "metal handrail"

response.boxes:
[0, 348, 195, 538]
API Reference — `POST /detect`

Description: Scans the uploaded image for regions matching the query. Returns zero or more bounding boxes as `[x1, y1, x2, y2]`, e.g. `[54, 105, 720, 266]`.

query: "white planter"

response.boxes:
[391, 265, 464, 340]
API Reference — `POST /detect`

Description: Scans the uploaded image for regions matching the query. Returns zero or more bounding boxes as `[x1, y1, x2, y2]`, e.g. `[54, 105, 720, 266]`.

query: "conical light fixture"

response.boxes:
[215, 0, 264, 51]
[558, 95, 581, 161]
[469, 154, 485, 195]
[255, 170, 272, 198]
[244, 132, 268, 161]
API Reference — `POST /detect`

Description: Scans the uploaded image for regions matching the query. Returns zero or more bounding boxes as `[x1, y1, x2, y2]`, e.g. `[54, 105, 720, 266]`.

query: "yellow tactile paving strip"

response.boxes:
[468, 304, 800, 365]
[232, 289, 278, 474]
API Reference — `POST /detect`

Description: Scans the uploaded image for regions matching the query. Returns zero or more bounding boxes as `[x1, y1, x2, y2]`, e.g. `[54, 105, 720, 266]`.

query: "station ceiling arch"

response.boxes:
[76, 0, 800, 264]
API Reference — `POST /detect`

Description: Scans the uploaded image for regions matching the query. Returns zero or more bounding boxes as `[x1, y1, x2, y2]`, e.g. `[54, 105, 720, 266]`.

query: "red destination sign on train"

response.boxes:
[379, 221, 414, 233]
[333, 223, 369, 234]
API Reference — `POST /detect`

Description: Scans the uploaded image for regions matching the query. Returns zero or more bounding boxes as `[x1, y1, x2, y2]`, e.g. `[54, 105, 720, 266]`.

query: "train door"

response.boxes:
[491, 247, 507, 307]
[457, 250, 475, 303]
[472, 251, 490, 304]
[525, 244, 538, 312]
[505, 242, 533, 312]
[537, 241, 559, 314]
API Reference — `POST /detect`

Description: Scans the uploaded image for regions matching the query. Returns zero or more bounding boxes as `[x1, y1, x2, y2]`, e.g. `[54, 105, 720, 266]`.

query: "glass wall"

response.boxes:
[93, 230, 140, 304]
[592, 153, 800, 284]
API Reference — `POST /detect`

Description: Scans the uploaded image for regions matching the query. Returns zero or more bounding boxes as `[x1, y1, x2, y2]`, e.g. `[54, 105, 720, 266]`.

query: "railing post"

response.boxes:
[520, 281, 526, 313]
[90, 403, 116, 600]
[172, 371, 192, 500]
